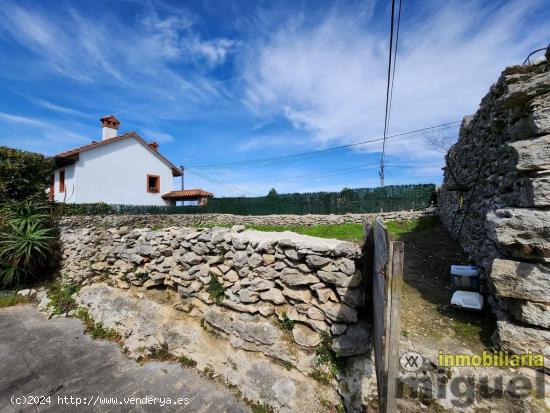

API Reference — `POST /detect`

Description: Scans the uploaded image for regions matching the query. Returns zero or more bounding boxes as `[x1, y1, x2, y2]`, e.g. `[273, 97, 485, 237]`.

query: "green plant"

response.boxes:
[0, 200, 57, 287]
[179, 355, 197, 367]
[314, 330, 343, 378]
[309, 369, 332, 384]
[280, 311, 295, 330]
[47, 282, 79, 314]
[249, 402, 275, 413]
[76, 308, 122, 343]
[0, 146, 55, 203]
[148, 342, 171, 361]
[0, 291, 29, 308]
[203, 366, 215, 379]
[207, 275, 225, 304]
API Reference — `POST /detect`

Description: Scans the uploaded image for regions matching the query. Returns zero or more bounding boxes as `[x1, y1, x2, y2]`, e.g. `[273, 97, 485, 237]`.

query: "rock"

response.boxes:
[495, 320, 550, 371]
[232, 236, 248, 250]
[143, 279, 162, 289]
[117, 280, 130, 289]
[136, 244, 154, 256]
[490, 259, 550, 302]
[487, 209, 550, 261]
[317, 270, 361, 287]
[284, 249, 301, 261]
[260, 289, 286, 305]
[315, 301, 357, 323]
[505, 298, 550, 328]
[239, 289, 259, 303]
[292, 324, 321, 347]
[305, 255, 332, 268]
[255, 266, 278, 280]
[315, 288, 339, 303]
[332, 321, 369, 356]
[515, 175, 550, 207]
[258, 302, 275, 317]
[204, 308, 281, 345]
[91, 262, 107, 271]
[336, 287, 363, 308]
[336, 258, 356, 275]
[231, 225, 246, 233]
[250, 278, 276, 292]
[282, 288, 312, 303]
[280, 268, 319, 286]
[181, 252, 203, 265]
[218, 264, 230, 274]
[330, 323, 348, 335]
[223, 270, 240, 283]
[262, 254, 275, 265]
[233, 251, 249, 268]
[248, 253, 263, 268]
[509, 134, 550, 171]
[306, 306, 325, 321]
[332, 242, 362, 258]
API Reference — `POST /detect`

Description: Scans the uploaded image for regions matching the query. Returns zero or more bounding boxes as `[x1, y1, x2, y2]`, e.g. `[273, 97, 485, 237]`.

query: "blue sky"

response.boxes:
[0, 0, 548, 196]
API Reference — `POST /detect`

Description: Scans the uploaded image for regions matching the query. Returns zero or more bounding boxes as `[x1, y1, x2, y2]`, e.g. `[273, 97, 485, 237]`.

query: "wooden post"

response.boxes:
[370, 218, 404, 413]
[385, 240, 404, 412]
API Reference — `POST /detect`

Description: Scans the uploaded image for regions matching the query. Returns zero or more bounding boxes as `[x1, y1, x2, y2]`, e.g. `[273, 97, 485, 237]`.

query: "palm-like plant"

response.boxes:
[0, 200, 57, 287]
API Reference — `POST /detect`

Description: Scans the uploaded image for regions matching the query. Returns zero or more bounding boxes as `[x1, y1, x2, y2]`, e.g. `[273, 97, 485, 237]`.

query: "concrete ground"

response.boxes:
[0, 305, 250, 413]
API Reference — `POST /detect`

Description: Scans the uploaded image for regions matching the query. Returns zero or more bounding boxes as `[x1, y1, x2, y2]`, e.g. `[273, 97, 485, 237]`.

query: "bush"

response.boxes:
[59, 202, 113, 216]
[0, 200, 58, 287]
[0, 146, 54, 202]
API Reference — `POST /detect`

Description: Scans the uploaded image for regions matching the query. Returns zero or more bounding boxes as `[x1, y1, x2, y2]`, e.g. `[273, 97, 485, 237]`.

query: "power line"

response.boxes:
[187, 120, 460, 169]
[185, 168, 262, 197]
[380, 0, 403, 187]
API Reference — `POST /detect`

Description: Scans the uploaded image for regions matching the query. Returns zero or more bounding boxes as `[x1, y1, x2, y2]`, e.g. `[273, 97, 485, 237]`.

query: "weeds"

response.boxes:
[0, 291, 29, 308]
[47, 282, 79, 314]
[279, 311, 295, 330]
[76, 308, 122, 343]
[313, 331, 343, 380]
[207, 275, 225, 304]
[179, 355, 197, 368]
[148, 342, 172, 361]
[248, 401, 275, 413]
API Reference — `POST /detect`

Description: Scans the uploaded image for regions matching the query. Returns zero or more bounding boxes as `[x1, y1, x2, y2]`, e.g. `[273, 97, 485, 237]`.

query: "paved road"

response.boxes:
[0, 305, 249, 413]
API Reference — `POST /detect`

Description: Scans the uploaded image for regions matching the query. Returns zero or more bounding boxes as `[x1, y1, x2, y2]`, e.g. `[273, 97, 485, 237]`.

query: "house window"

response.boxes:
[147, 175, 160, 193]
[59, 169, 65, 193]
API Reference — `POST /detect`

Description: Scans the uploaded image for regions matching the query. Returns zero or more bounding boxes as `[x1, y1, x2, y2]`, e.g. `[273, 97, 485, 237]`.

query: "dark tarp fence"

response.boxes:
[62, 184, 436, 216]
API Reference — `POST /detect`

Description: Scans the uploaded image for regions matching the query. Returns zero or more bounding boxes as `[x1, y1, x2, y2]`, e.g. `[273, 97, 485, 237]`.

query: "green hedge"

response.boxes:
[61, 184, 436, 216]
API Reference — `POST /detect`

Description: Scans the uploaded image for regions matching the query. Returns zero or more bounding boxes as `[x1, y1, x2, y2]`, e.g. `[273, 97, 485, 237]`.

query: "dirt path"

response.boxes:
[397, 222, 494, 354]
[0, 305, 249, 413]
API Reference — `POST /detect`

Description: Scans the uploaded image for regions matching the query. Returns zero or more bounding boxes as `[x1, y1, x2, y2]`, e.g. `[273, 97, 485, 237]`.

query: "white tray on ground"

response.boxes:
[451, 290, 484, 310]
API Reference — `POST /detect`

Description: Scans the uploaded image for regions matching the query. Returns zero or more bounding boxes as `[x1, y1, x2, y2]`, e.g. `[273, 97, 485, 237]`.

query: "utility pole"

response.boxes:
[379, 165, 385, 187]
[184, 165, 189, 191]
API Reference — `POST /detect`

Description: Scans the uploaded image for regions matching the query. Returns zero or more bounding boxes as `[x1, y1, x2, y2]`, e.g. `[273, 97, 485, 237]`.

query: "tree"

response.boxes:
[0, 146, 55, 202]
[267, 188, 278, 198]
[424, 129, 456, 154]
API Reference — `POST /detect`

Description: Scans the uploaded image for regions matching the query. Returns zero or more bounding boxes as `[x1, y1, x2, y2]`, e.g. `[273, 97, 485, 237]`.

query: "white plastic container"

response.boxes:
[451, 291, 484, 311]
[451, 265, 479, 277]
[451, 265, 480, 289]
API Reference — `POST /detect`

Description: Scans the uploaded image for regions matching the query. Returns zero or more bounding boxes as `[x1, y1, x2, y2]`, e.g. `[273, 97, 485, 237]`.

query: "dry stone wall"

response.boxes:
[438, 51, 550, 368]
[59, 224, 373, 411]
[60, 209, 435, 229]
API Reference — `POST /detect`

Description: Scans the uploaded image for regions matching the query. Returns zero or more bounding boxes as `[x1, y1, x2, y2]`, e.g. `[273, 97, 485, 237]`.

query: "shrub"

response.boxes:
[0, 200, 58, 287]
[59, 202, 113, 216]
[0, 146, 54, 202]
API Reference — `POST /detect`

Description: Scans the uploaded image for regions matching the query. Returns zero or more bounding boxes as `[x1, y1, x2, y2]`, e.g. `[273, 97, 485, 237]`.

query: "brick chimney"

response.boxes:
[149, 141, 159, 151]
[100, 115, 120, 140]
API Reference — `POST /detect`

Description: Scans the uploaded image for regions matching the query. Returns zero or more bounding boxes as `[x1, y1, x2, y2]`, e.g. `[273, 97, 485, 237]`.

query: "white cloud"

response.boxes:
[242, 0, 547, 170]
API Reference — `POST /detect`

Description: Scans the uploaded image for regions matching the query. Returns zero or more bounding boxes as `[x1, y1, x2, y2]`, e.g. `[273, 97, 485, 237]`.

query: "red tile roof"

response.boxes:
[54, 132, 182, 177]
[162, 189, 214, 200]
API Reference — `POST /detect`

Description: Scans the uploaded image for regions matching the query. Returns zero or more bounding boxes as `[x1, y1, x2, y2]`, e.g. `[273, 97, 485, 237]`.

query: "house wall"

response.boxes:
[53, 164, 76, 203]
[55, 139, 175, 205]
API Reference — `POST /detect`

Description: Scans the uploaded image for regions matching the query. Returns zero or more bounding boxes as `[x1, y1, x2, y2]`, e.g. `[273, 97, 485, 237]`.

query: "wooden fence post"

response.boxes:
[370, 218, 404, 413]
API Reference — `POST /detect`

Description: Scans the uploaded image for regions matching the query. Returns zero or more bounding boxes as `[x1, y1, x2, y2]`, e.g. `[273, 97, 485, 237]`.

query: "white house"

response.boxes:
[51, 115, 212, 206]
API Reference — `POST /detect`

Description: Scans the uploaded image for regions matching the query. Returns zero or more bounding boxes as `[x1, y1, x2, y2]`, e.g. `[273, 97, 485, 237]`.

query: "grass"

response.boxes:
[0, 291, 29, 308]
[385, 216, 439, 236]
[246, 223, 364, 243]
[76, 308, 123, 343]
[47, 281, 79, 314]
